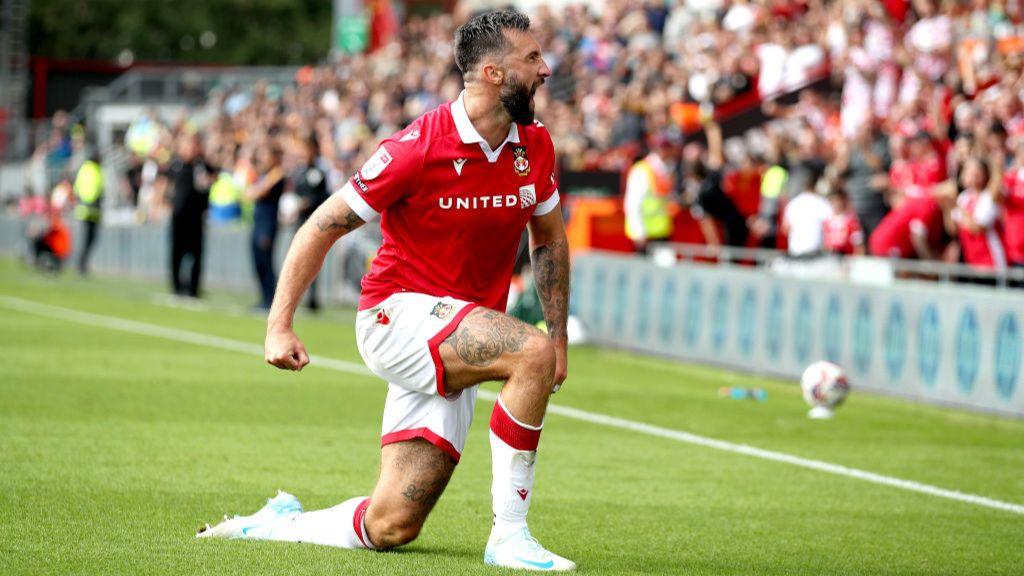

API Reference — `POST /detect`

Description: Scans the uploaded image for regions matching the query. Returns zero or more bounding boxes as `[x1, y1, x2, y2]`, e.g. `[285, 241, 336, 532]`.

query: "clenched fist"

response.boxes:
[265, 327, 310, 371]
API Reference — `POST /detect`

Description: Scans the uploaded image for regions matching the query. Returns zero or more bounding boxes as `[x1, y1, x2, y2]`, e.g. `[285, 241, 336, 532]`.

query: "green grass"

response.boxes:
[0, 259, 1021, 575]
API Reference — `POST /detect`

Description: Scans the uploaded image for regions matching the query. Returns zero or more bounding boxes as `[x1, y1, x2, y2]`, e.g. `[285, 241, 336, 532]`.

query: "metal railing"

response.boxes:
[71, 66, 300, 124]
[651, 242, 1024, 288]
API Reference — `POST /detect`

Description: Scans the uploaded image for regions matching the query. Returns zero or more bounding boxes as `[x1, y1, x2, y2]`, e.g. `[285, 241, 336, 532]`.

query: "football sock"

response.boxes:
[489, 394, 543, 538]
[263, 496, 374, 549]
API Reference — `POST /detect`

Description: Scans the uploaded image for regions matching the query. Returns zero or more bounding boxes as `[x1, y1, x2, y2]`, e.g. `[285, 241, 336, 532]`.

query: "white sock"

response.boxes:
[262, 496, 374, 549]
[489, 396, 543, 538]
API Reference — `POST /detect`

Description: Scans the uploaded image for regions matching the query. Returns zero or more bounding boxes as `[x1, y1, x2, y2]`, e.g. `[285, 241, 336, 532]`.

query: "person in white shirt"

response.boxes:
[782, 175, 835, 258]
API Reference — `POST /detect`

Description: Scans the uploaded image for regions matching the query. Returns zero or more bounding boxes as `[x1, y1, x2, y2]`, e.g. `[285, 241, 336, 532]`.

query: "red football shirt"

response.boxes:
[340, 92, 560, 311]
[824, 210, 864, 255]
[868, 196, 943, 258]
[1002, 168, 1024, 264]
[955, 189, 1006, 268]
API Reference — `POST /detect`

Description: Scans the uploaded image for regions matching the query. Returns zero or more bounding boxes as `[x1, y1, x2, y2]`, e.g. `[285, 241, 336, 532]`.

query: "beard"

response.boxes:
[500, 72, 539, 126]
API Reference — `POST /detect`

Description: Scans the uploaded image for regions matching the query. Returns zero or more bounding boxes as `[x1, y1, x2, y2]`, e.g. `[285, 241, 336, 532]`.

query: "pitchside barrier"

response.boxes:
[0, 216, 378, 307]
[572, 250, 1024, 418]
[2, 215, 1021, 417]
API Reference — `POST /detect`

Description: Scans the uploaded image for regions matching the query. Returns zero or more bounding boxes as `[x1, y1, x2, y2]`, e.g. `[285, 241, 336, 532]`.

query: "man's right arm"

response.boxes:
[264, 191, 365, 370]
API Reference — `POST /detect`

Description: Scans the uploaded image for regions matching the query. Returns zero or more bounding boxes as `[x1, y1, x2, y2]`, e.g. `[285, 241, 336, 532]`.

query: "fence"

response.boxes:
[572, 251, 1024, 417]
[0, 215, 377, 306]
[3, 214, 1021, 417]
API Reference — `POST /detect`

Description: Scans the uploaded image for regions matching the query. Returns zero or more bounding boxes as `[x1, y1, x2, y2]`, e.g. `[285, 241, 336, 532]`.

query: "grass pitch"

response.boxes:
[0, 259, 1021, 575]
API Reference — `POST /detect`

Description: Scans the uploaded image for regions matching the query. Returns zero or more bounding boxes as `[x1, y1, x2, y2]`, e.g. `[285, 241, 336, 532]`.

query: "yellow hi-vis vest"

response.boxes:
[625, 158, 673, 240]
[73, 160, 104, 222]
[761, 165, 788, 199]
[210, 172, 241, 207]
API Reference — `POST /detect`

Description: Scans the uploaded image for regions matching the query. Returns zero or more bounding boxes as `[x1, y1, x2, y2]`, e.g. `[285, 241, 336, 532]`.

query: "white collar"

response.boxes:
[452, 90, 520, 163]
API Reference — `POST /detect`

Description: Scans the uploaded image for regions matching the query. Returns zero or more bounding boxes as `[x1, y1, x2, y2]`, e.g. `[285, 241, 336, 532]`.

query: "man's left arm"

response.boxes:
[527, 207, 570, 391]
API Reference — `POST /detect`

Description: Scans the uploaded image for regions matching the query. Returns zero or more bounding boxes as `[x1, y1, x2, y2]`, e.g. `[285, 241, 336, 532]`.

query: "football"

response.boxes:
[800, 361, 851, 419]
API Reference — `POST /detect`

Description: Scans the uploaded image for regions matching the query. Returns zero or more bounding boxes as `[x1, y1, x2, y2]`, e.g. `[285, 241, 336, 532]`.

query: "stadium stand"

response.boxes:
[5, 0, 1024, 284]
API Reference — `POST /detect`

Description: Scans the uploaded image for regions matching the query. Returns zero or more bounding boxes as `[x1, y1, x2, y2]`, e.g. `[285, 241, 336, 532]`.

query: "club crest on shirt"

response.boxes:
[360, 146, 392, 181]
[512, 146, 530, 177]
[430, 301, 454, 320]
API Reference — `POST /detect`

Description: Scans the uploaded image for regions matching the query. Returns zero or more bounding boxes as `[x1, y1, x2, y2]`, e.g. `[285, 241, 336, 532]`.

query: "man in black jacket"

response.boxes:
[168, 133, 212, 298]
[291, 137, 331, 310]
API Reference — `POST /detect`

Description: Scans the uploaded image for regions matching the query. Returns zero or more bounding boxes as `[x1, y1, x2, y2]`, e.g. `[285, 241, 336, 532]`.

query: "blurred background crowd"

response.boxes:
[10, 0, 1024, 300]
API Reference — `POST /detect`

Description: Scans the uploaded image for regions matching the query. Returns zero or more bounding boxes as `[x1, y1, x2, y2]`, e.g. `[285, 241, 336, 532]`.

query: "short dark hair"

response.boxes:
[454, 9, 531, 77]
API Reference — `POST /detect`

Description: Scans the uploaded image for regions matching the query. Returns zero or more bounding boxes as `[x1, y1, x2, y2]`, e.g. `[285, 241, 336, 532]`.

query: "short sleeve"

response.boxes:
[341, 131, 425, 222]
[532, 124, 560, 217]
[973, 193, 999, 228]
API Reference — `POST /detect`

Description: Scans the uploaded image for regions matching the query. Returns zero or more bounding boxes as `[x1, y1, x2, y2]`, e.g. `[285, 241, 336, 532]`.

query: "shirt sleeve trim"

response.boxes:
[338, 181, 381, 222]
[532, 190, 560, 217]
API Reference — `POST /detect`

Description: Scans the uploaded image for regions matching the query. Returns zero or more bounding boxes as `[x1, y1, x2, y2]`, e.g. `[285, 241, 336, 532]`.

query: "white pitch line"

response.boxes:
[3, 294, 1023, 517]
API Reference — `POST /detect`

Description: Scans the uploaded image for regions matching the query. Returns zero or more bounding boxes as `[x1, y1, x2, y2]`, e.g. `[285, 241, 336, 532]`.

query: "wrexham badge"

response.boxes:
[430, 301, 454, 320]
[512, 146, 530, 177]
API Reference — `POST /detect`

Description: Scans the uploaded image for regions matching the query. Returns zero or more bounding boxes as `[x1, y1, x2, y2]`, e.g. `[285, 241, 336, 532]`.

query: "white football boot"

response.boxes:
[196, 490, 303, 539]
[484, 526, 576, 571]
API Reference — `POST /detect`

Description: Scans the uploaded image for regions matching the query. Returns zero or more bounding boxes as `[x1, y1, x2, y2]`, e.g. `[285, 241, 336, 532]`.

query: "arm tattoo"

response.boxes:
[314, 207, 363, 234]
[530, 237, 570, 341]
[446, 310, 530, 367]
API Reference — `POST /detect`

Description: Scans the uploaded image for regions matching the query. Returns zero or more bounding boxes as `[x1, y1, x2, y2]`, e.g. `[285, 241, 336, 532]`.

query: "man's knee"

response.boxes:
[515, 332, 556, 384]
[366, 509, 424, 549]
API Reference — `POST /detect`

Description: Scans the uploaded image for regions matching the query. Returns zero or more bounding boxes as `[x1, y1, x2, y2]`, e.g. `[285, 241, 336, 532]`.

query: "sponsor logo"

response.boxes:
[712, 284, 729, 352]
[684, 281, 702, 348]
[793, 291, 813, 363]
[439, 195, 519, 209]
[359, 146, 392, 181]
[376, 310, 390, 325]
[453, 158, 467, 175]
[612, 271, 629, 334]
[513, 145, 530, 176]
[519, 184, 536, 209]
[430, 302, 454, 321]
[399, 129, 420, 142]
[765, 286, 783, 359]
[824, 294, 843, 363]
[884, 301, 906, 381]
[592, 268, 606, 331]
[636, 275, 653, 341]
[994, 313, 1021, 401]
[956, 307, 980, 394]
[918, 304, 941, 387]
[738, 287, 757, 355]
[659, 277, 678, 344]
[853, 298, 873, 375]
[352, 173, 369, 192]
[516, 488, 529, 500]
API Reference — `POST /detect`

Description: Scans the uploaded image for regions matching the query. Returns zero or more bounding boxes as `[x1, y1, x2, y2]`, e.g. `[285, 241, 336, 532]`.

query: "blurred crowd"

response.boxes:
[11, 0, 1024, 289]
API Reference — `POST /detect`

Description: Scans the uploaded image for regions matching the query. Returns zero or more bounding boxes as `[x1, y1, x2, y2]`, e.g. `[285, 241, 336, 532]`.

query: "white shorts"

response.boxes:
[355, 292, 479, 463]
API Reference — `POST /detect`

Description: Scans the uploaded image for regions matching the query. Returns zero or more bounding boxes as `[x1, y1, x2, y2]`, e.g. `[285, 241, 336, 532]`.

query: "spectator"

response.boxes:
[833, 122, 891, 237]
[624, 132, 679, 253]
[168, 132, 212, 298]
[685, 117, 749, 247]
[869, 192, 946, 261]
[782, 174, 833, 258]
[952, 157, 1006, 269]
[246, 143, 285, 310]
[824, 185, 865, 256]
[72, 150, 103, 276]
[290, 137, 331, 310]
[103, 0, 1024, 288]
[1001, 141, 1024, 271]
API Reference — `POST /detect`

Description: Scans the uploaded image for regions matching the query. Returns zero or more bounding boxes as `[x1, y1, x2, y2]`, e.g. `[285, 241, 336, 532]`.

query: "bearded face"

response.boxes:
[500, 71, 540, 126]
